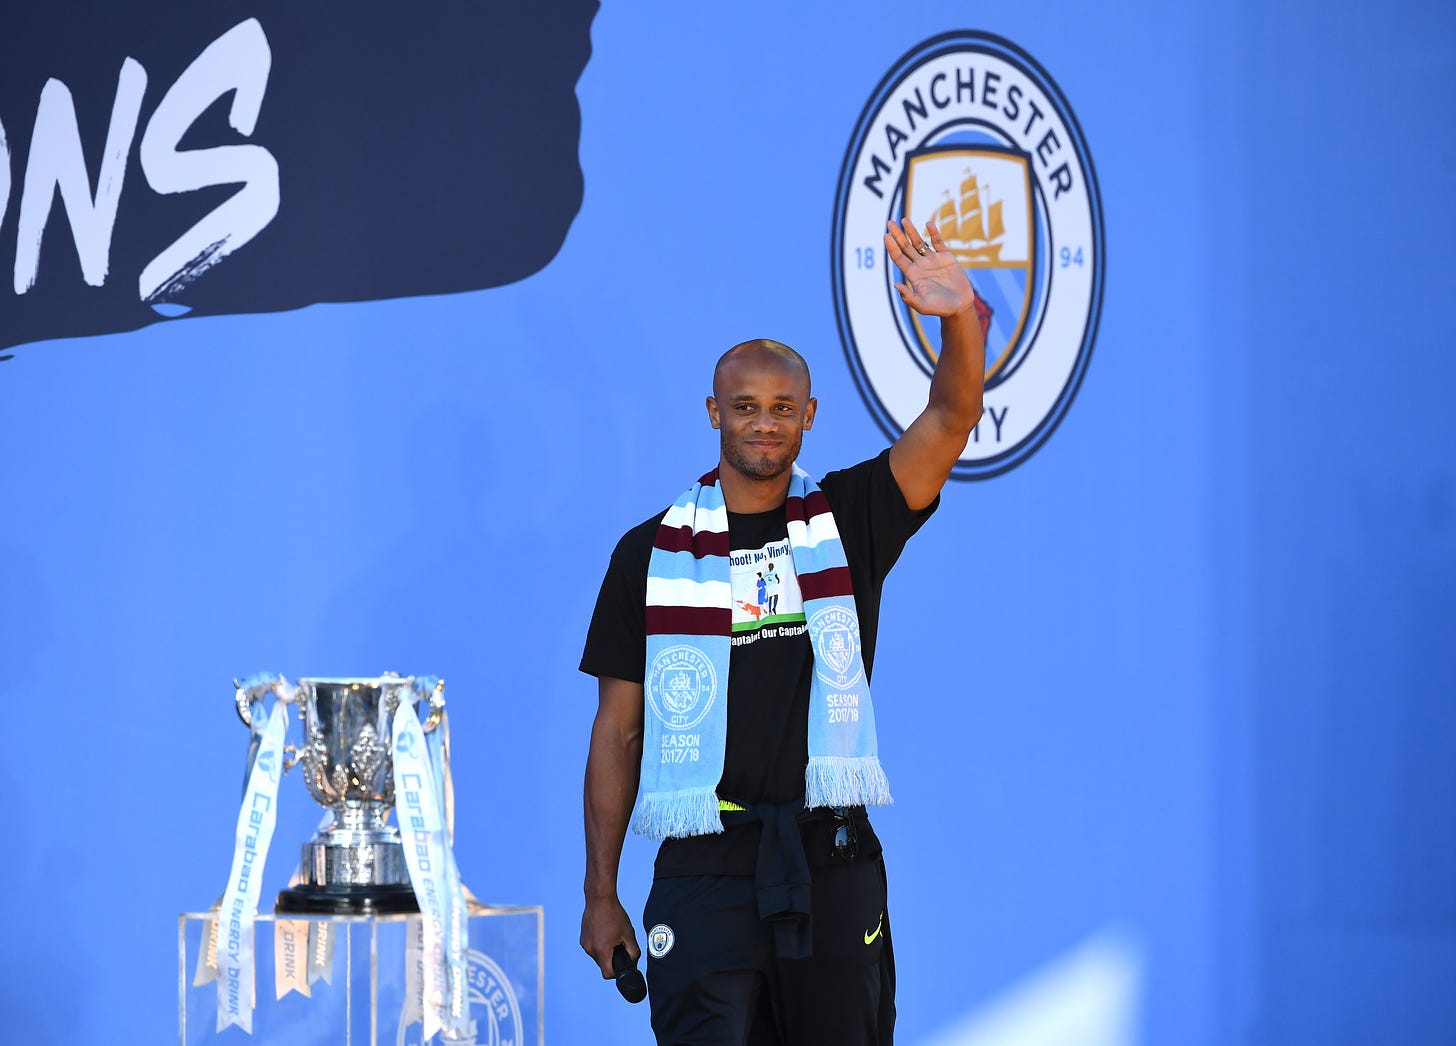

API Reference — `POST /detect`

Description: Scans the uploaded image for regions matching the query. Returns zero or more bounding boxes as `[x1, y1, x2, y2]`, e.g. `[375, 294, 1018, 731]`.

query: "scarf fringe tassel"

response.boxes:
[633, 786, 724, 841]
[805, 755, 893, 809]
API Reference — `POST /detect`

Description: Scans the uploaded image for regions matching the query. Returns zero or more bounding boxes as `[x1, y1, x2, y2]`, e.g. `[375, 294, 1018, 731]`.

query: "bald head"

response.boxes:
[706, 339, 818, 493]
[712, 339, 811, 401]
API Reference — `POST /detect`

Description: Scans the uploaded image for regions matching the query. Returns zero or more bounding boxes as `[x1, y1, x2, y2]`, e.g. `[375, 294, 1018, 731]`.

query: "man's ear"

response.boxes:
[803, 397, 818, 430]
[707, 395, 721, 430]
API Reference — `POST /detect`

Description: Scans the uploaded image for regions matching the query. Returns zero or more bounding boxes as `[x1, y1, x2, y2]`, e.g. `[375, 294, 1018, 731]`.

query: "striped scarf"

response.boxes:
[633, 465, 891, 840]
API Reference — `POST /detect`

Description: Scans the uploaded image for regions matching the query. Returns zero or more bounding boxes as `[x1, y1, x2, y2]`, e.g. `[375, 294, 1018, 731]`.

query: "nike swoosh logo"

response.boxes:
[864, 913, 884, 945]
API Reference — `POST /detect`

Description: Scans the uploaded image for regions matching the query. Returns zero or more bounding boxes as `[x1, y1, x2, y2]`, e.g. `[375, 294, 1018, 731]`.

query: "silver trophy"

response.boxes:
[235, 673, 445, 914]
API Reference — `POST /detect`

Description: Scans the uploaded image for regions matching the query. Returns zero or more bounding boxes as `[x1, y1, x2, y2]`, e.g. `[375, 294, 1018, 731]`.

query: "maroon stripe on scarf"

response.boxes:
[784, 487, 832, 524]
[654, 523, 731, 558]
[798, 565, 853, 602]
[646, 605, 733, 637]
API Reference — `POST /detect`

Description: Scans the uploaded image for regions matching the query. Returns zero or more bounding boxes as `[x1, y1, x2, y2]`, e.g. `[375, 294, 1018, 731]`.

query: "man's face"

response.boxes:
[707, 353, 816, 482]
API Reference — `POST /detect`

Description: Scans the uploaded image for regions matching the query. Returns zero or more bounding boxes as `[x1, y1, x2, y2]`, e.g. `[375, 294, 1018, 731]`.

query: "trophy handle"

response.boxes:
[414, 677, 446, 733]
[282, 744, 302, 772]
[234, 684, 254, 727]
[233, 674, 296, 727]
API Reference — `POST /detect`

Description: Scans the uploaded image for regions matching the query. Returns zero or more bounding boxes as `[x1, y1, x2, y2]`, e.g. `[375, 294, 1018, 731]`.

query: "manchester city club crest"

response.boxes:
[647, 923, 676, 959]
[808, 606, 863, 690]
[396, 949, 524, 1046]
[646, 645, 719, 729]
[832, 31, 1104, 479]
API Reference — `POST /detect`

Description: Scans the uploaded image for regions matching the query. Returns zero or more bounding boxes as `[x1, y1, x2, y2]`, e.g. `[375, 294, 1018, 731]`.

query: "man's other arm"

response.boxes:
[580, 675, 645, 977]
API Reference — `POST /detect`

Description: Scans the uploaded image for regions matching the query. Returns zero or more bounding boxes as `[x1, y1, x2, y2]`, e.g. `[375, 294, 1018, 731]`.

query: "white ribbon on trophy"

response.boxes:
[307, 919, 336, 988]
[428, 702, 471, 1035]
[403, 913, 426, 1030]
[392, 682, 470, 1043]
[216, 678, 290, 1033]
[272, 916, 311, 1000]
[426, 699, 473, 1036]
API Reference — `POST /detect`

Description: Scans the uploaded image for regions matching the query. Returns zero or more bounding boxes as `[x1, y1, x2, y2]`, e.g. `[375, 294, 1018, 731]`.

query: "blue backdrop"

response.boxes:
[2, 2, 1453, 1043]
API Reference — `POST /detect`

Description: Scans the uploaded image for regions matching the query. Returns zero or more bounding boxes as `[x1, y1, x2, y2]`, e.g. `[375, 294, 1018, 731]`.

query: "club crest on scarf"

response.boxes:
[809, 606, 863, 690]
[647, 645, 719, 730]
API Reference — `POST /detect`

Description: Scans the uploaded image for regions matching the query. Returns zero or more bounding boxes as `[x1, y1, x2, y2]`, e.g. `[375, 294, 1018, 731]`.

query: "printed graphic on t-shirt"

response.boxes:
[730, 539, 808, 641]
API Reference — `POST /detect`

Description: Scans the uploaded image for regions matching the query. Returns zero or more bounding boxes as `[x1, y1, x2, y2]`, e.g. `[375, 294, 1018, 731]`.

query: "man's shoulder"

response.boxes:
[818, 448, 893, 500]
[625, 507, 669, 540]
[818, 446, 935, 541]
[609, 507, 670, 562]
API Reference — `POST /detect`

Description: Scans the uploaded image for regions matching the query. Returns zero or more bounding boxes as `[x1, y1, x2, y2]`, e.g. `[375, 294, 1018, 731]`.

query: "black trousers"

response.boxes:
[642, 855, 895, 1046]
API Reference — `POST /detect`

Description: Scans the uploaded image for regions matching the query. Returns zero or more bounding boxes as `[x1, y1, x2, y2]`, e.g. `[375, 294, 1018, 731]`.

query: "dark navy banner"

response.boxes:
[0, 2, 595, 358]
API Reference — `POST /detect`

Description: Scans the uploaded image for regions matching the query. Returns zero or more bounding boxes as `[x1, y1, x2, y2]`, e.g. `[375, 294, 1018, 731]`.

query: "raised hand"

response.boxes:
[883, 218, 978, 318]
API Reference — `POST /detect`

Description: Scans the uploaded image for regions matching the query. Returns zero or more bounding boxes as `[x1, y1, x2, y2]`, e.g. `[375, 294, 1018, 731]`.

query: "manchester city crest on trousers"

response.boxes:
[832, 32, 1105, 479]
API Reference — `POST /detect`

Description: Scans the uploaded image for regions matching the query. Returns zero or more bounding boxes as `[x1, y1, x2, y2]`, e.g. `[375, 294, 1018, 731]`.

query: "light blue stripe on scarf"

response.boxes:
[780, 538, 844, 578]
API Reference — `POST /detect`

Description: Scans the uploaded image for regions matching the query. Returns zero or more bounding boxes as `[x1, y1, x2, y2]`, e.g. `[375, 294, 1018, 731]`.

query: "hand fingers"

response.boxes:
[591, 938, 629, 979]
[883, 234, 908, 270]
[925, 219, 946, 250]
[884, 219, 915, 257]
[884, 226, 917, 271]
[885, 221, 931, 271]
[580, 933, 611, 978]
[582, 919, 640, 978]
[899, 217, 931, 256]
[607, 932, 641, 969]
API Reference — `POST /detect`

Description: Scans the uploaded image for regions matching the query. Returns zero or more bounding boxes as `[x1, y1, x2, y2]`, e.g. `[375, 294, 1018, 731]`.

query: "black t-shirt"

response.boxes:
[579, 448, 936, 874]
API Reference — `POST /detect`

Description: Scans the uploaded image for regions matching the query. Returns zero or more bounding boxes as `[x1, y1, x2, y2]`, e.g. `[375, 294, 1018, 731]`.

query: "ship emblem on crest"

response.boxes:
[904, 147, 1035, 388]
[663, 668, 702, 716]
[648, 923, 676, 959]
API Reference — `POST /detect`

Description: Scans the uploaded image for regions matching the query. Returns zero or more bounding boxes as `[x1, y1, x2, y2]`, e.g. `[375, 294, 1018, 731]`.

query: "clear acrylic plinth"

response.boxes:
[179, 903, 543, 1045]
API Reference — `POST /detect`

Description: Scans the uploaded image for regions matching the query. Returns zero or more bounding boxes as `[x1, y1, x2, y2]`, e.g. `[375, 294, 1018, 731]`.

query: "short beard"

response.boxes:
[722, 435, 798, 481]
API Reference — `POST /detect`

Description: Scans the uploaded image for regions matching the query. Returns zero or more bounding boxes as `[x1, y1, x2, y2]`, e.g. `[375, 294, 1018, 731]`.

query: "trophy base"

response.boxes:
[275, 882, 419, 915]
[181, 904, 545, 1044]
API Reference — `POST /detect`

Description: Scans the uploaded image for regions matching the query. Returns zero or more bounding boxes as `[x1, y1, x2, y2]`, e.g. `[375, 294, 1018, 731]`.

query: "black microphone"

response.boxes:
[612, 943, 647, 1004]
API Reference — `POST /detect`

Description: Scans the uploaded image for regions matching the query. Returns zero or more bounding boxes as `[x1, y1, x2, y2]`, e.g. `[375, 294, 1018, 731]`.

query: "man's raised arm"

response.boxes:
[884, 218, 992, 511]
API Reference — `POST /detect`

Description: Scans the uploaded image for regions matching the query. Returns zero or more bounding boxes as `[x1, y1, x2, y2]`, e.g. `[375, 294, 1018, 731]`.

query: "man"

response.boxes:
[579, 218, 989, 1044]
[763, 563, 781, 616]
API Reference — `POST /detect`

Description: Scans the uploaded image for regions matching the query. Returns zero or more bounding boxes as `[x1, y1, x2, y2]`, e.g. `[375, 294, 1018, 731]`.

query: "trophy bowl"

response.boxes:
[269, 675, 444, 915]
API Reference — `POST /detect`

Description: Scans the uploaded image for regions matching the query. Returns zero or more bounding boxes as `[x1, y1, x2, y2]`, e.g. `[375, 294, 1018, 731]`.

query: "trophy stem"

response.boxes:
[335, 801, 390, 834]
